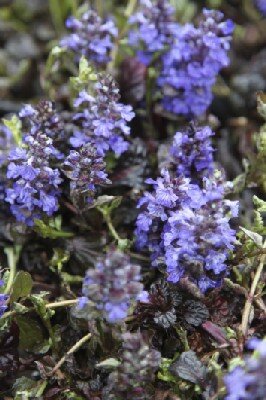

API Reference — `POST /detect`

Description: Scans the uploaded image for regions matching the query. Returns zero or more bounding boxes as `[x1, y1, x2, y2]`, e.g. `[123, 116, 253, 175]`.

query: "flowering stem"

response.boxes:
[48, 332, 91, 376]
[4, 246, 21, 295]
[241, 240, 266, 336]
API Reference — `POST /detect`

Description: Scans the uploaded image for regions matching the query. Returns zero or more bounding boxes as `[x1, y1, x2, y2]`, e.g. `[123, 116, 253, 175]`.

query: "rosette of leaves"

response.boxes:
[133, 280, 209, 330]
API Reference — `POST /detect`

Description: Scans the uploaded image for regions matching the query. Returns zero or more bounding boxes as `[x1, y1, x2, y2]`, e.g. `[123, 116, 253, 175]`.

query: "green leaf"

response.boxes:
[15, 315, 44, 352]
[69, 56, 97, 96]
[240, 227, 263, 247]
[30, 293, 54, 321]
[97, 196, 122, 216]
[10, 271, 33, 304]
[50, 248, 70, 273]
[257, 92, 266, 120]
[96, 358, 121, 369]
[253, 196, 266, 213]
[3, 115, 22, 145]
[158, 358, 177, 383]
[13, 377, 47, 399]
[34, 218, 73, 239]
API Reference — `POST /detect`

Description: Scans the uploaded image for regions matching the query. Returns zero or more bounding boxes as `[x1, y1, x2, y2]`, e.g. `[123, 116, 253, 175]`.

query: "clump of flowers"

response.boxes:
[254, 0, 266, 17]
[70, 74, 135, 157]
[128, 0, 177, 65]
[170, 124, 214, 180]
[224, 337, 266, 400]
[60, 9, 118, 65]
[5, 103, 62, 226]
[135, 168, 238, 292]
[78, 249, 146, 323]
[158, 9, 234, 117]
[103, 331, 161, 399]
[63, 143, 110, 205]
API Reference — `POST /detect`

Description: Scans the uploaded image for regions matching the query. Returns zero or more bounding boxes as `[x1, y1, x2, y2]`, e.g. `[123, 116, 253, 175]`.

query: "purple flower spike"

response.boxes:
[135, 164, 238, 291]
[79, 249, 145, 323]
[60, 9, 118, 65]
[63, 143, 110, 204]
[128, 0, 178, 65]
[158, 9, 234, 117]
[5, 101, 63, 226]
[70, 74, 134, 157]
[170, 124, 215, 179]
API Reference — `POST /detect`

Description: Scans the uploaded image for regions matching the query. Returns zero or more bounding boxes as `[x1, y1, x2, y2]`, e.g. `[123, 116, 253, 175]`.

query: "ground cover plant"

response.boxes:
[0, 0, 265, 399]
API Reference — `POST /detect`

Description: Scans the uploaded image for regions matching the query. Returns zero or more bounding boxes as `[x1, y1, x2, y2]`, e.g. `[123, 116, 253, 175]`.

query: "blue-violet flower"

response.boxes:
[60, 9, 118, 65]
[224, 337, 266, 400]
[0, 279, 8, 317]
[254, 0, 266, 17]
[135, 169, 238, 292]
[158, 9, 234, 117]
[170, 124, 215, 180]
[70, 74, 135, 157]
[79, 249, 145, 323]
[128, 0, 178, 65]
[5, 102, 62, 226]
[63, 143, 110, 204]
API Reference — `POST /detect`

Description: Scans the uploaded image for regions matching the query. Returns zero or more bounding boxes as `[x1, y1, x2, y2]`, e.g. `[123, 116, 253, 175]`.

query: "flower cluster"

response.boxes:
[128, 0, 177, 65]
[103, 331, 161, 399]
[5, 102, 62, 226]
[63, 144, 110, 204]
[78, 249, 145, 323]
[158, 9, 234, 117]
[70, 74, 135, 157]
[170, 124, 214, 179]
[135, 168, 238, 292]
[255, 0, 266, 17]
[60, 9, 118, 65]
[224, 337, 266, 400]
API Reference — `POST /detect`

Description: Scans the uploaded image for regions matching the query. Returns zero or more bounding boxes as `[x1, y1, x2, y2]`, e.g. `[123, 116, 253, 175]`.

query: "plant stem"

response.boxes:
[4, 246, 21, 295]
[2, 299, 78, 320]
[125, 0, 138, 17]
[96, 0, 103, 17]
[241, 240, 266, 336]
[48, 332, 91, 376]
[99, 209, 129, 250]
[101, 211, 119, 242]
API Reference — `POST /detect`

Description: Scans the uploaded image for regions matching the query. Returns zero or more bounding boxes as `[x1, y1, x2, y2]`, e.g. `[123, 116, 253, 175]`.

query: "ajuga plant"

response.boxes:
[0, 1, 265, 399]
[224, 337, 266, 400]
